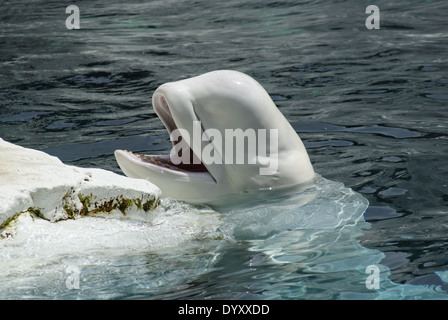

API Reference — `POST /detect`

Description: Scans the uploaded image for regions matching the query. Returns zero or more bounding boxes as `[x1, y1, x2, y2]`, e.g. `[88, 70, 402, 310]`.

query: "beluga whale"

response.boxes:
[115, 70, 315, 204]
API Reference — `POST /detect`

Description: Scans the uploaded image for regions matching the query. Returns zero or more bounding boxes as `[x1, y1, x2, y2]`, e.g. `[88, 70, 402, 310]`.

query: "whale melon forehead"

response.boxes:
[187, 70, 269, 101]
[162, 71, 280, 130]
[158, 71, 258, 103]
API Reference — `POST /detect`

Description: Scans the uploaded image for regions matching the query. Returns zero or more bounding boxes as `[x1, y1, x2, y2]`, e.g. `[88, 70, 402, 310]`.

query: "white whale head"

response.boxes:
[115, 70, 315, 204]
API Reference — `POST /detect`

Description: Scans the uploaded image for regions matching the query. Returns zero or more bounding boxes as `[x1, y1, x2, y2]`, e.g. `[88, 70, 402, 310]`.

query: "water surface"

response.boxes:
[1, 0, 448, 299]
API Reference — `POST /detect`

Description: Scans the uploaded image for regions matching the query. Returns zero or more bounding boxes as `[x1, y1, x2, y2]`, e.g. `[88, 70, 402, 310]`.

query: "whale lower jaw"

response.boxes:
[114, 149, 225, 203]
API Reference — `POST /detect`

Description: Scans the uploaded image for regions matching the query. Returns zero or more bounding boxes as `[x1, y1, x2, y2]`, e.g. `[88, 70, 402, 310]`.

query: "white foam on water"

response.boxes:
[2, 174, 448, 299]
[222, 175, 448, 299]
[0, 199, 230, 299]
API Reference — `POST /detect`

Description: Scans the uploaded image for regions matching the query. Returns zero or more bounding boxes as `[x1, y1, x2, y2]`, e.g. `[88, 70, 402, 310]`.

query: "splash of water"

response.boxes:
[1, 175, 447, 299]
[0, 200, 229, 299]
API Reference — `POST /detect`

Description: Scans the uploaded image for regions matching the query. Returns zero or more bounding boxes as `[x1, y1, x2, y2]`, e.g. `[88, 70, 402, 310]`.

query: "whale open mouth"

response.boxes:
[119, 152, 208, 173]
[118, 94, 211, 176]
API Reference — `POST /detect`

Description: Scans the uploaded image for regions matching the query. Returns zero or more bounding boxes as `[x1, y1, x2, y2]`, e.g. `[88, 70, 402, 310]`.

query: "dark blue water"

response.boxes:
[1, 0, 448, 299]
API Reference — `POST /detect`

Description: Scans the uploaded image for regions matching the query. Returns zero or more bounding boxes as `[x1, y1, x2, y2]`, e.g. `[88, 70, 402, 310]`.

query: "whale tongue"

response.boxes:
[125, 151, 208, 173]
[154, 154, 208, 172]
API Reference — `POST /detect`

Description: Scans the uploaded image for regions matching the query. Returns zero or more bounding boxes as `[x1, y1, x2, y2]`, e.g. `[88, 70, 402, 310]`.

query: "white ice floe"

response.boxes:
[0, 138, 161, 227]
